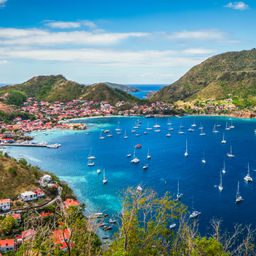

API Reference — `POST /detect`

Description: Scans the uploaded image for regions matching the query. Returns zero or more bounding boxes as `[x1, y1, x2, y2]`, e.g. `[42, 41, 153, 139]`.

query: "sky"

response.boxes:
[0, 0, 255, 85]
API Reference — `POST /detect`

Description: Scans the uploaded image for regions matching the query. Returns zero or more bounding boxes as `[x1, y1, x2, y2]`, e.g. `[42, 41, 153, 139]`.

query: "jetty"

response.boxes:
[0, 142, 61, 148]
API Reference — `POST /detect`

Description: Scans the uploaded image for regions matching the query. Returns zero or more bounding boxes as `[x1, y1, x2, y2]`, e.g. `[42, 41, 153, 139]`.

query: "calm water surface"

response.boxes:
[4, 116, 256, 235]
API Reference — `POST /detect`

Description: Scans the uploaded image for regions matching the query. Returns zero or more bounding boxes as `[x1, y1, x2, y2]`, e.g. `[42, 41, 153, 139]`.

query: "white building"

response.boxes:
[0, 199, 11, 211]
[20, 191, 37, 201]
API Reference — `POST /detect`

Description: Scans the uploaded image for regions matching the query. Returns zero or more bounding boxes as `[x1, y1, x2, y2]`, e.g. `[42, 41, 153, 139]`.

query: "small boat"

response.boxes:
[127, 152, 131, 158]
[137, 185, 143, 192]
[115, 121, 121, 131]
[225, 122, 230, 131]
[222, 160, 226, 174]
[104, 130, 110, 133]
[218, 171, 223, 192]
[147, 149, 151, 159]
[188, 128, 194, 132]
[103, 169, 108, 184]
[88, 160, 95, 166]
[99, 130, 105, 140]
[169, 223, 177, 229]
[244, 163, 253, 183]
[146, 123, 152, 130]
[153, 123, 160, 128]
[230, 120, 235, 129]
[227, 145, 235, 158]
[166, 132, 171, 137]
[176, 180, 183, 200]
[143, 164, 149, 170]
[131, 149, 140, 163]
[212, 124, 219, 133]
[109, 219, 117, 224]
[189, 211, 201, 219]
[116, 131, 121, 135]
[103, 226, 112, 231]
[202, 153, 206, 164]
[191, 120, 196, 127]
[235, 181, 243, 204]
[107, 133, 113, 137]
[199, 128, 206, 136]
[123, 130, 128, 139]
[167, 118, 172, 125]
[184, 139, 188, 157]
[144, 131, 147, 135]
[131, 130, 136, 133]
[199, 123, 203, 130]
[97, 169, 101, 174]
[178, 128, 185, 134]
[136, 144, 142, 149]
[136, 133, 140, 137]
[102, 236, 109, 240]
[154, 129, 161, 132]
[168, 127, 174, 131]
[88, 149, 96, 160]
[221, 133, 226, 144]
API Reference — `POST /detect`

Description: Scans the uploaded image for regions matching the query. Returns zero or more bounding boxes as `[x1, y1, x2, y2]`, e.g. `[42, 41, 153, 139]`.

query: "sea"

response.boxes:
[3, 115, 256, 237]
[128, 84, 165, 99]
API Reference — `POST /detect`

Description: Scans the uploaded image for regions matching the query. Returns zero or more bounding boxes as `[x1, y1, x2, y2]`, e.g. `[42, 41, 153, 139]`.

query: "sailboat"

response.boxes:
[202, 153, 206, 164]
[166, 131, 171, 137]
[127, 151, 132, 158]
[176, 180, 183, 200]
[191, 119, 196, 127]
[115, 121, 121, 131]
[87, 149, 96, 160]
[188, 127, 194, 132]
[178, 127, 185, 134]
[230, 120, 235, 129]
[153, 120, 160, 128]
[244, 163, 253, 182]
[87, 159, 95, 166]
[167, 118, 172, 125]
[199, 128, 206, 136]
[123, 130, 128, 139]
[225, 122, 230, 131]
[146, 122, 152, 130]
[227, 145, 235, 158]
[103, 169, 108, 184]
[189, 200, 201, 219]
[218, 171, 223, 192]
[184, 139, 188, 157]
[216, 121, 221, 127]
[222, 160, 226, 174]
[142, 163, 149, 170]
[199, 123, 203, 130]
[221, 133, 226, 144]
[131, 149, 140, 163]
[147, 149, 151, 159]
[212, 124, 219, 133]
[235, 181, 243, 203]
[99, 130, 105, 140]
[179, 120, 184, 129]
[97, 169, 101, 174]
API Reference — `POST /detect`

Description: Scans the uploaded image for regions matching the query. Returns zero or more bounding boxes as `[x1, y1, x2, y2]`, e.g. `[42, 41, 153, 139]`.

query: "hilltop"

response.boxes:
[90, 82, 140, 93]
[0, 75, 141, 104]
[151, 49, 256, 105]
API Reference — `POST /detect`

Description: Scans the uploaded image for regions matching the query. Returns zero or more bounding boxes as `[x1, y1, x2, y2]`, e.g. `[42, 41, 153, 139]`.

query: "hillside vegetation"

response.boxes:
[0, 75, 141, 104]
[151, 49, 256, 104]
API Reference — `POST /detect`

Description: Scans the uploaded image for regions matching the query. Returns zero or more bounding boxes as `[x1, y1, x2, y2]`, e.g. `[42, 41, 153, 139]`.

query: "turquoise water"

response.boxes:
[4, 116, 256, 235]
[129, 84, 165, 99]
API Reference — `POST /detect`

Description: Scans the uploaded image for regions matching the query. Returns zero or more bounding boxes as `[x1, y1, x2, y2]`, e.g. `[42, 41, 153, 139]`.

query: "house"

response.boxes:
[20, 191, 37, 201]
[63, 199, 80, 209]
[34, 189, 45, 198]
[0, 199, 11, 211]
[0, 239, 15, 253]
[11, 213, 21, 223]
[21, 229, 36, 242]
[52, 229, 70, 251]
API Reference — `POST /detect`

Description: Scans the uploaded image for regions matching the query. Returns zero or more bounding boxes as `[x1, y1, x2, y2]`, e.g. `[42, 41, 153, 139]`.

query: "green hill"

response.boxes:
[91, 82, 140, 93]
[151, 49, 256, 103]
[0, 75, 140, 104]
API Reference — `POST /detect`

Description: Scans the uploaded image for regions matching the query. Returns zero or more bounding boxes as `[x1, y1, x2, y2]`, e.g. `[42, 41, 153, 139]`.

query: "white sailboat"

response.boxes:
[225, 122, 230, 131]
[189, 201, 201, 219]
[184, 139, 188, 157]
[212, 124, 219, 133]
[178, 127, 185, 134]
[167, 118, 172, 125]
[131, 149, 140, 163]
[87, 159, 95, 166]
[176, 180, 183, 200]
[123, 130, 128, 139]
[222, 160, 226, 174]
[97, 169, 101, 174]
[235, 181, 243, 203]
[166, 131, 171, 137]
[230, 120, 235, 129]
[221, 133, 226, 144]
[188, 128, 194, 132]
[191, 119, 196, 127]
[202, 153, 206, 164]
[147, 149, 151, 159]
[115, 121, 121, 131]
[87, 149, 96, 160]
[227, 145, 235, 158]
[99, 130, 105, 140]
[153, 120, 160, 128]
[199, 128, 206, 136]
[244, 163, 253, 183]
[127, 151, 132, 158]
[103, 169, 108, 184]
[218, 171, 223, 192]
[146, 122, 152, 130]
[142, 164, 149, 170]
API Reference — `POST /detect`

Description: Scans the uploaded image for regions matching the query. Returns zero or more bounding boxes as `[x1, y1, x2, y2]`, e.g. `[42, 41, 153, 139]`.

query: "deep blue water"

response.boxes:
[4, 116, 256, 236]
[128, 84, 166, 99]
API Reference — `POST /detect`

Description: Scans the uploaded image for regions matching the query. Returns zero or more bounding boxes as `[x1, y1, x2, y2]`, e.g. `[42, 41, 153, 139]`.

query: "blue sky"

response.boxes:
[0, 0, 255, 84]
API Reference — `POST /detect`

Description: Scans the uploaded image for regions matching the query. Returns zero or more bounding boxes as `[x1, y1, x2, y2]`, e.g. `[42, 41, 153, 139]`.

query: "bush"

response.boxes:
[8, 166, 17, 177]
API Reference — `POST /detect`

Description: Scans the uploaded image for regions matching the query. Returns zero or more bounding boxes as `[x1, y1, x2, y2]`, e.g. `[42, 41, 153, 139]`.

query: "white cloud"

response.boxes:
[0, 47, 203, 68]
[0, 28, 149, 46]
[45, 20, 97, 29]
[224, 2, 249, 10]
[183, 48, 216, 55]
[169, 30, 225, 41]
